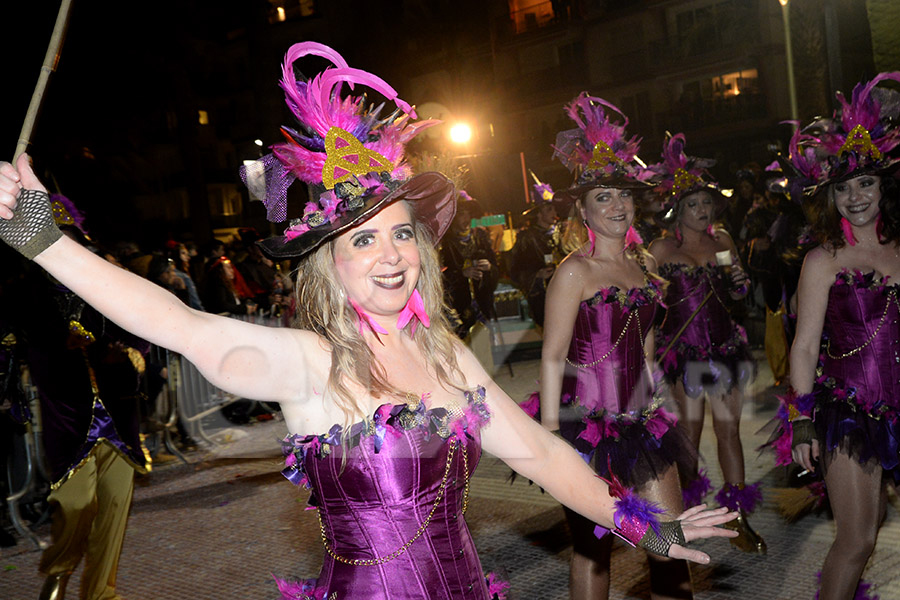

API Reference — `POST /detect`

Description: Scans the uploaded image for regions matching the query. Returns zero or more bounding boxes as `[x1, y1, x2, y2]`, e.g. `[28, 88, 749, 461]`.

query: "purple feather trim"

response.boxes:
[519, 391, 540, 419]
[814, 572, 880, 600]
[715, 482, 763, 513]
[681, 469, 713, 508]
[614, 492, 665, 537]
[273, 575, 328, 600]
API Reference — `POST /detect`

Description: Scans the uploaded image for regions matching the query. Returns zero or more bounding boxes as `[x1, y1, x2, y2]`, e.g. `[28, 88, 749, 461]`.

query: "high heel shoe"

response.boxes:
[38, 572, 71, 600]
[723, 510, 767, 554]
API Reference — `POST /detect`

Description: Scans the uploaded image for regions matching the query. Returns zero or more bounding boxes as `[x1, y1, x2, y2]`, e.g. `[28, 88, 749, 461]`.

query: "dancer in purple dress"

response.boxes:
[646, 135, 764, 554]
[536, 93, 697, 600]
[0, 44, 737, 600]
[771, 72, 900, 599]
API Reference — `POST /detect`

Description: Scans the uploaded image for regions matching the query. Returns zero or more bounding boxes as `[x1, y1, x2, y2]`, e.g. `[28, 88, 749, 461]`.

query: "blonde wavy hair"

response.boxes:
[293, 201, 466, 427]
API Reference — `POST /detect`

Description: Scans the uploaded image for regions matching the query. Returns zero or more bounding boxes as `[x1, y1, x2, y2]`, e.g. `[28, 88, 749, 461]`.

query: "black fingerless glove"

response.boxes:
[0, 189, 62, 259]
[637, 520, 686, 557]
[791, 418, 816, 450]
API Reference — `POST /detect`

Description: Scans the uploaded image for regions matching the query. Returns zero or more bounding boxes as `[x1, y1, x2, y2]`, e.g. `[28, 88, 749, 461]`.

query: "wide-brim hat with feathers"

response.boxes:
[647, 132, 727, 223]
[240, 42, 456, 259]
[551, 93, 653, 207]
[778, 71, 900, 201]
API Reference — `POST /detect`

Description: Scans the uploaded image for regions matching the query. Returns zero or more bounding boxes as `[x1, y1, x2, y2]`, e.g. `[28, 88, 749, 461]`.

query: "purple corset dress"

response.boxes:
[815, 270, 900, 479]
[656, 263, 752, 398]
[557, 282, 692, 487]
[277, 388, 508, 600]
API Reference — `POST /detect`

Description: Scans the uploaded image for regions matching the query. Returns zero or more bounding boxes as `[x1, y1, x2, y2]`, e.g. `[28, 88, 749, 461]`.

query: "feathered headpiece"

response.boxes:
[781, 71, 900, 199]
[529, 170, 555, 204]
[240, 42, 456, 258]
[650, 133, 718, 198]
[553, 92, 650, 195]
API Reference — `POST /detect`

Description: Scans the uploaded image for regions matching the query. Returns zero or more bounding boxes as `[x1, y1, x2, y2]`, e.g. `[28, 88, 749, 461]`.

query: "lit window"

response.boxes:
[276, 6, 286, 21]
[198, 110, 209, 125]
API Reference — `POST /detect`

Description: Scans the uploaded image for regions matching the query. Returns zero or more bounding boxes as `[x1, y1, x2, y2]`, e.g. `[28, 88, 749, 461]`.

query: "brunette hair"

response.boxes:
[805, 175, 900, 251]
[293, 201, 465, 427]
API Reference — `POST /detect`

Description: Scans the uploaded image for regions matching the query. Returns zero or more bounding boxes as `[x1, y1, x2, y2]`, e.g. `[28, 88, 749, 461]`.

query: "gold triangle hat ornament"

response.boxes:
[780, 71, 900, 199]
[551, 92, 652, 207]
[645, 132, 726, 221]
[240, 42, 457, 259]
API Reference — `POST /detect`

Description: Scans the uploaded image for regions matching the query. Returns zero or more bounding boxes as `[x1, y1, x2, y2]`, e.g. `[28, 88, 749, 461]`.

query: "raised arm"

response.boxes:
[539, 255, 585, 430]
[0, 156, 315, 404]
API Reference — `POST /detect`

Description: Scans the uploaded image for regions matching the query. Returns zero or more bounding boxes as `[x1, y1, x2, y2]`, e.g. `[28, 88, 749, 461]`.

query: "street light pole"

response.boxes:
[779, 0, 799, 127]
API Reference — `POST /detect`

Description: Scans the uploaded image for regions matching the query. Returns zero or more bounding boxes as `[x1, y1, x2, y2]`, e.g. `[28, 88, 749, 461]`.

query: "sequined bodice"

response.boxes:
[822, 270, 900, 412]
[281, 388, 492, 600]
[562, 283, 662, 414]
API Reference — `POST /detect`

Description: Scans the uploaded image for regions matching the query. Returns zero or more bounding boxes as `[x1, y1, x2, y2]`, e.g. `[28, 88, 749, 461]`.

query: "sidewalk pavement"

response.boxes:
[2, 355, 900, 599]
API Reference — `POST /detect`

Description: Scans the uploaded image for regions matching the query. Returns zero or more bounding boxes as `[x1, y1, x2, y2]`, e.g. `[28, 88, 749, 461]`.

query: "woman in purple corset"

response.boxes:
[773, 73, 900, 598]
[0, 44, 735, 600]
[538, 94, 698, 600]
[646, 135, 764, 555]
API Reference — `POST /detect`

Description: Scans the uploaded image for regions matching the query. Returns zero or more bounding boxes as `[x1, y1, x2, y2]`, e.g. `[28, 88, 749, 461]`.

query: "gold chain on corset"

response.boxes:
[826, 288, 899, 360]
[566, 309, 644, 369]
[318, 438, 469, 566]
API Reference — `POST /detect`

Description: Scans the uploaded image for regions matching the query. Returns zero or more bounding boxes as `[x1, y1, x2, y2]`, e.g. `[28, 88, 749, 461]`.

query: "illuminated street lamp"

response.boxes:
[449, 122, 472, 145]
[779, 0, 799, 127]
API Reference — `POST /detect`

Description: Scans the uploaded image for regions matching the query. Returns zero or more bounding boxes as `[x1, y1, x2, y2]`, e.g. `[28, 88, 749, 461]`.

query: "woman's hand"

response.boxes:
[666, 505, 738, 564]
[462, 266, 483, 280]
[792, 438, 819, 473]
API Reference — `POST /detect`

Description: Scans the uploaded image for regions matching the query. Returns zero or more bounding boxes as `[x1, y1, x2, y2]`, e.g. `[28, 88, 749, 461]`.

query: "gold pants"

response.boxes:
[39, 443, 135, 600]
[765, 305, 789, 386]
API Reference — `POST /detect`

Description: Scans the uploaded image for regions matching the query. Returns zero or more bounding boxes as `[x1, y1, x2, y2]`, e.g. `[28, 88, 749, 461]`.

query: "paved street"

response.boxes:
[3, 354, 900, 599]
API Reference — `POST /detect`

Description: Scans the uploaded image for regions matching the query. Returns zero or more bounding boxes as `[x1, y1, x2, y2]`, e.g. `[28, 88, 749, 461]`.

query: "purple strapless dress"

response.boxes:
[556, 282, 693, 487]
[656, 263, 753, 398]
[277, 388, 508, 600]
[815, 270, 900, 480]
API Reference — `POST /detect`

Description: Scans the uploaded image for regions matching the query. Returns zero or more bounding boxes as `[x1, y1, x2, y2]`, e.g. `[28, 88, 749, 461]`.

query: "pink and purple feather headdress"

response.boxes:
[240, 42, 455, 258]
[553, 92, 649, 189]
[647, 133, 724, 218]
[782, 71, 900, 198]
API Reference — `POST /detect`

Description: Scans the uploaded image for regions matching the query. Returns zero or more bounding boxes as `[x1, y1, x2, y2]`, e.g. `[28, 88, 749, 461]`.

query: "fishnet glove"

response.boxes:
[637, 520, 686, 557]
[791, 418, 816, 450]
[0, 189, 62, 259]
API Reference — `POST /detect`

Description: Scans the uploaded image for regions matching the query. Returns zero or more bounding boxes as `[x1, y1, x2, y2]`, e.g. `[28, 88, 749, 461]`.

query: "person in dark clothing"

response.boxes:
[439, 191, 499, 339]
[202, 256, 257, 316]
[509, 197, 558, 328]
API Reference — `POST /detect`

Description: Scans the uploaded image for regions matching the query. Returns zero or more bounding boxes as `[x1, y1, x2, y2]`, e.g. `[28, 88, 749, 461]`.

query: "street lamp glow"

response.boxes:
[254, 139, 264, 147]
[449, 123, 472, 145]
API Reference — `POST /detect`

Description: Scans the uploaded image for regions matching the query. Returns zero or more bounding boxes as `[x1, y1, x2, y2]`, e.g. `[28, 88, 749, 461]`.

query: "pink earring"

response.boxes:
[624, 225, 643, 249]
[705, 224, 716, 238]
[840, 217, 857, 246]
[674, 225, 683, 243]
[397, 289, 430, 334]
[584, 220, 596, 255]
[350, 298, 388, 335]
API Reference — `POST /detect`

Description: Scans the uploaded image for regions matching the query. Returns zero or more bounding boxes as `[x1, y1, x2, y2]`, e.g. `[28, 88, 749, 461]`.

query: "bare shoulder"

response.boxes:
[714, 228, 737, 251]
[648, 236, 676, 260]
[557, 251, 590, 277]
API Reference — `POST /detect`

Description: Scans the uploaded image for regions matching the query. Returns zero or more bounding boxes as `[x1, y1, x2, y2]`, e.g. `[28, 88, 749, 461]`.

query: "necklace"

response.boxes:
[825, 288, 899, 359]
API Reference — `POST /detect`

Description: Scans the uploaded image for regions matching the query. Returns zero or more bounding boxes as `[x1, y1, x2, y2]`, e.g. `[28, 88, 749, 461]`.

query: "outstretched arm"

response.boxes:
[0, 155, 315, 404]
[459, 349, 737, 564]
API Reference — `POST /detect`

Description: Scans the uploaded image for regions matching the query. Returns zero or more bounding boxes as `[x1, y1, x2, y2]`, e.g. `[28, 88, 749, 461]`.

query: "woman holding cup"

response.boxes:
[648, 134, 763, 554]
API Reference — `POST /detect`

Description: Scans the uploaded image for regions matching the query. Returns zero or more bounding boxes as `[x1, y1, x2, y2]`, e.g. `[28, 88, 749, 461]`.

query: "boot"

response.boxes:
[38, 572, 71, 600]
[715, 482, 766, 554]
[722, 509, 767, 554]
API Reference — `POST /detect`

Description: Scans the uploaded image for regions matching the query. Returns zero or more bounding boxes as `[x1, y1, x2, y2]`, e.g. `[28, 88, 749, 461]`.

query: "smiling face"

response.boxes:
[579, 186, 634, 239]
[677, 190, 716, 232]
[830, 174, 882, 228]
[332, 201, 421, 316]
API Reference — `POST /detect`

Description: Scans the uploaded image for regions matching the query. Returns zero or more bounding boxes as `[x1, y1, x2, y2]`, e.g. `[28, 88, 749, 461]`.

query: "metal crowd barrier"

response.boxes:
[166, 311, 287, 445]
